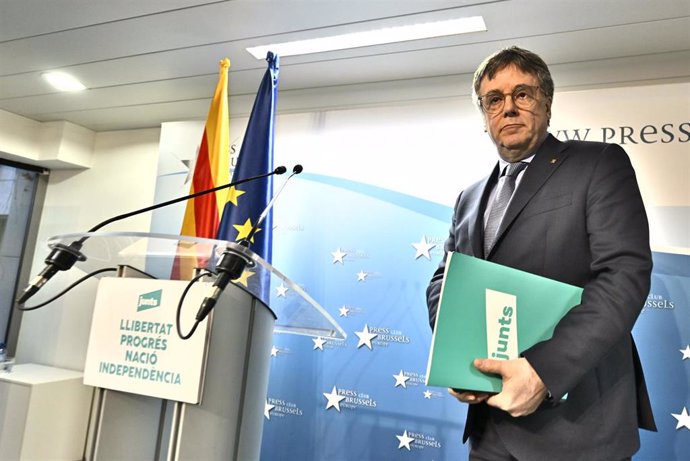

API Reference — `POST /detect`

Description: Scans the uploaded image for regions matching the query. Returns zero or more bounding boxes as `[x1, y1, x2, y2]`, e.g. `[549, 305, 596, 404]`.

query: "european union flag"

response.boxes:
[216, 52, 279, 263]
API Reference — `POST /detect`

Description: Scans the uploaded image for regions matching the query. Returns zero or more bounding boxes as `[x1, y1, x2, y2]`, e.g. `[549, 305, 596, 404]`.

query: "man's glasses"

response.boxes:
[477, 85, 542, 114]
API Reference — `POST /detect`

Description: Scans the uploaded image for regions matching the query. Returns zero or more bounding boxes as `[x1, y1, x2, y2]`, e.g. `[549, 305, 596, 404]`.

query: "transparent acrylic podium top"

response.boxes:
[47, 232, 346, 340]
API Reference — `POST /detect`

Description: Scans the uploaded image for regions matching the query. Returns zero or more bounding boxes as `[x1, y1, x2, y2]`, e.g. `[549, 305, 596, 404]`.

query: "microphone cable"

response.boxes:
[176, 269, 215, 340]
[15, 267, 118, 312]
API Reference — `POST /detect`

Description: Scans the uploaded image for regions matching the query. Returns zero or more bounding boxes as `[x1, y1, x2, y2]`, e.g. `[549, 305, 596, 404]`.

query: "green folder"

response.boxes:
[425, 252, 583, 393]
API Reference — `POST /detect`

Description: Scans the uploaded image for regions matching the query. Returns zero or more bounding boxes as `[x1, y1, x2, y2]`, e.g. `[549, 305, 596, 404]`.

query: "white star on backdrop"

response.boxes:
[264, 400, 275, 420]
[270, 346, 279, 357]
[355, 324, 378, 350]
[393, 370, 411, 388]
[412, 235, 435, 260]
[331, 248, 347, 264]
[323, 386, 346, 411]
[396, 430, 415, 450]
[339, 306, 350, 317]
[276, 283, 289, 297]
[680, 345, 690, 360]
[423, 390, 432, 399]
[672, 407, 690, 430]
[356, 270, 368, 281]
[313, 337, 326, 350]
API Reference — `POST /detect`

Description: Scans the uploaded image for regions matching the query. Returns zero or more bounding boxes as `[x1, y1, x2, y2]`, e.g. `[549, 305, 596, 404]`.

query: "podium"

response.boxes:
[45, 232, 346, 461]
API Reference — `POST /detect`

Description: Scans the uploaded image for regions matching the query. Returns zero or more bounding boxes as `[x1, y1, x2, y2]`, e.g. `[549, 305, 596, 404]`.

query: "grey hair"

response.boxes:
[472, 46, 554, 105]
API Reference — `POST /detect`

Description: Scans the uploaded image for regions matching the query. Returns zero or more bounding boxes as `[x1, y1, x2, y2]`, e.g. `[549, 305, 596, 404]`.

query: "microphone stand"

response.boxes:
[193, 165, 303, 324]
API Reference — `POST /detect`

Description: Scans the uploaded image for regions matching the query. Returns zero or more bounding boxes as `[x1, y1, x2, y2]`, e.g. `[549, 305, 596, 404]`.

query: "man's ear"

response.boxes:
[546, 99, 553, 125]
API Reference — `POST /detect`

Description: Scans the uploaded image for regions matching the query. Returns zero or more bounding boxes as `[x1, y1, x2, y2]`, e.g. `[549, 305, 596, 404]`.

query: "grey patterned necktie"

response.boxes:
[484, 161, 528, 256]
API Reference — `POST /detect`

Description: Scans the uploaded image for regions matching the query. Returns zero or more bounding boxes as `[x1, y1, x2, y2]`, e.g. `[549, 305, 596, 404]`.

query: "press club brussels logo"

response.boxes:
[265, 397, 304, 420]
[642, 292, 675, 313]
[398, 430, 443, 452]
[356, 325, 411, 350]
[323, 385, 378, 412]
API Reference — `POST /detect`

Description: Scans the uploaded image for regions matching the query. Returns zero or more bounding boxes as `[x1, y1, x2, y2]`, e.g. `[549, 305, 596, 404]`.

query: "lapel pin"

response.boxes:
[550, 158, 557, 164]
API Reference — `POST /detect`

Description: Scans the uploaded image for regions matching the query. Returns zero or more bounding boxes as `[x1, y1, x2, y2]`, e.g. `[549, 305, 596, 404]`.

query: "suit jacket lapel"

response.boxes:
[490, 134, 569, 255]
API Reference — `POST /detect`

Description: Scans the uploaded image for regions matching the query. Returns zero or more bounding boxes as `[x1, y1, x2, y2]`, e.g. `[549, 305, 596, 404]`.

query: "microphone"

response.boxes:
[16, 241, 86, 305]
[195, 165, 303, 322]
[15, 166, 288, 306]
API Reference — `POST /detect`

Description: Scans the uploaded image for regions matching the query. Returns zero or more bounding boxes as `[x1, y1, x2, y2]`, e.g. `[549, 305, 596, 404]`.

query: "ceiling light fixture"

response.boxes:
[246, 16, 486, 59]
[42, 71, 86, 92]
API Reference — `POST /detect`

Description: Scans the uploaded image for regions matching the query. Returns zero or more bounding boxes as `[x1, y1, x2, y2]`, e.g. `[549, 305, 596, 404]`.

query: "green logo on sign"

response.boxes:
[137, 289, 162, 312]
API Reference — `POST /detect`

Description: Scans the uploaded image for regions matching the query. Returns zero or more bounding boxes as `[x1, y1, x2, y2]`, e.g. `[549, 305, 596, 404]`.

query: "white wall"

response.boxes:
[0, 111, 95, 170]
[0, 113, 160, 370]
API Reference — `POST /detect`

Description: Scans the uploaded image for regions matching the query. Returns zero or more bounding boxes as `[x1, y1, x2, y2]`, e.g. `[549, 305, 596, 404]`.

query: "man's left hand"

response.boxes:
[474, 357, 548, 417]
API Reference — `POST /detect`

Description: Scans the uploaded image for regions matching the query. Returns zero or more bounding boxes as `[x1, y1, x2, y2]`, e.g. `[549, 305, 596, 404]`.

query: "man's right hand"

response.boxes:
[448, 388, 491, 404]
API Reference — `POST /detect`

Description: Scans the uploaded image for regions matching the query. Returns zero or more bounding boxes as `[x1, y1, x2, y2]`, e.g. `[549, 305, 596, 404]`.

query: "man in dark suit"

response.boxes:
[426, 47, 656, 460]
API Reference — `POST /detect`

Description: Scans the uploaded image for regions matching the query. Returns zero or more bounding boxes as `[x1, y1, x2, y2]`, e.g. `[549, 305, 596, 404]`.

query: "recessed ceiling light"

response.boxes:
[42, 71, 86, 92]
[247, 16, 486, 59]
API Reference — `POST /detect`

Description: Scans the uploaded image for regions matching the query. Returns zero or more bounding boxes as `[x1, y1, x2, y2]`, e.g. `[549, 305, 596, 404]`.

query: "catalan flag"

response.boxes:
[173, 58, 230, 279]
[216, 52, 279, 263]
[179, 58, 231, 238]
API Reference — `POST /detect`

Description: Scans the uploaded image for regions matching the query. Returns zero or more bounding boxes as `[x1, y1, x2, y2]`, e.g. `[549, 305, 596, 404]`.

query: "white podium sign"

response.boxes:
[84, 278, 211, 404]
